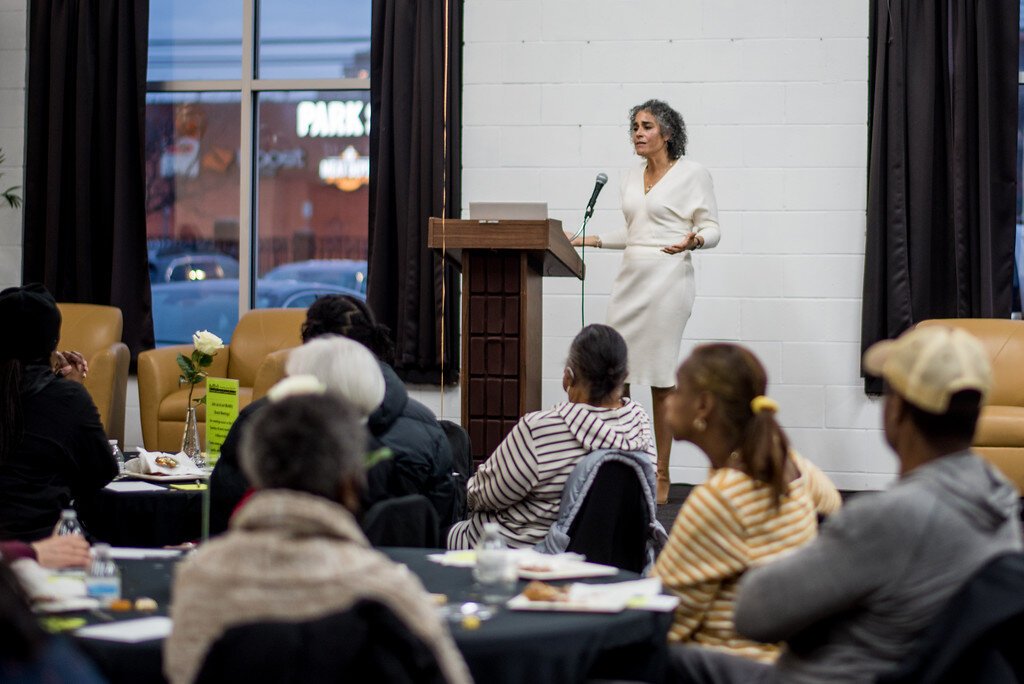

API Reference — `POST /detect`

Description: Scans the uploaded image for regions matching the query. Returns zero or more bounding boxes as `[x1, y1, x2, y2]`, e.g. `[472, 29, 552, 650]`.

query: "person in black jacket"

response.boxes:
[210, 295, 464, 536]
[0, 285, 117, 542]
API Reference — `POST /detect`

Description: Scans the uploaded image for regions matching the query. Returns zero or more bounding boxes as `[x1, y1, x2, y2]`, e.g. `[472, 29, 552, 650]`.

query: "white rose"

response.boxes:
[192, 330, 224, 356]
[267, 375, 327, 402]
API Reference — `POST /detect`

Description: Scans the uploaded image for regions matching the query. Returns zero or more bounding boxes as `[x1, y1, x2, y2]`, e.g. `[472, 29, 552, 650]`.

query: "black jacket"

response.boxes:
[0, 365, 117, 541]
[209, 363, 461, 535]
[363, 364, 460, 528]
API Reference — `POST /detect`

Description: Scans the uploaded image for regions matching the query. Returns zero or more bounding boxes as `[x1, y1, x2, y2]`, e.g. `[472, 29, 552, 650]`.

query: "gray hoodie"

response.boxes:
[734, 450, 1022, 684]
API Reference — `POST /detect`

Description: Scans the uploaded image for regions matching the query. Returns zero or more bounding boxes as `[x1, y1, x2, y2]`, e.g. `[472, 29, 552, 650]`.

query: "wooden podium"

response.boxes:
[428, 218, 584, 464]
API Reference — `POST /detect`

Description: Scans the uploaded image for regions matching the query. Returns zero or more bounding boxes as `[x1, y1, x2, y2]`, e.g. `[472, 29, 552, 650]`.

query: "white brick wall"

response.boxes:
[0, 5, 25, 290]
[452, 0, 893, 490]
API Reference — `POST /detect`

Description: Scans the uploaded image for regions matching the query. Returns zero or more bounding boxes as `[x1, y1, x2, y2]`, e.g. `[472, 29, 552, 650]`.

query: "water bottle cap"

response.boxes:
[61, 509, 76, 518]
[483, 522, 499, 533]
[109, 440, 118, 446]
[93, 543, 112, 553]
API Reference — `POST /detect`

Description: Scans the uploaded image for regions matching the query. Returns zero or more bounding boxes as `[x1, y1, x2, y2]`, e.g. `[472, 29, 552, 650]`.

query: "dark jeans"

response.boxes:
[667, 644, 774, 684]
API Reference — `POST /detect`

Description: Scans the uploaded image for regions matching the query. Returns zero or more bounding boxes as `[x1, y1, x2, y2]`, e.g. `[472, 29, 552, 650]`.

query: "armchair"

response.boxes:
[916, 319, 1024, 491]
[137, 308, 305, 452]
[56, 303, 130, 447]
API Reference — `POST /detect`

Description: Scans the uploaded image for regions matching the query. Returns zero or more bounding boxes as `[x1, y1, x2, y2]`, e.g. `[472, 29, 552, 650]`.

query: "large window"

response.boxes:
[146, 0, 370, 345]
[1016, 4, 1024, 315]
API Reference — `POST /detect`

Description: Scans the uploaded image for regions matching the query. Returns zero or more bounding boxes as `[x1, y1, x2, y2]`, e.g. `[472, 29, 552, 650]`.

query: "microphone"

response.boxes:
[584, 172, 608, 219]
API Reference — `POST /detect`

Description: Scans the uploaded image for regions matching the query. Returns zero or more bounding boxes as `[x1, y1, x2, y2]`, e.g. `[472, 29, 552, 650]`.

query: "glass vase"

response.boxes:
[181, 406, 204, 467]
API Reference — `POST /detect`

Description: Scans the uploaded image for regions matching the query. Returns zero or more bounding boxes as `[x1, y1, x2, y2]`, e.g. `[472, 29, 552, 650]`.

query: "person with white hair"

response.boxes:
[284, 335, 385, 421]
[164, 390, 471, 684]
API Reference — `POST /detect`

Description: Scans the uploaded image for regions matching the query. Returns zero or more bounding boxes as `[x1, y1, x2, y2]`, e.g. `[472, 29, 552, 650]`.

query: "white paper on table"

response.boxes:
[104, 481, 168, 493]
[76, 616, 173, 643]
[570, 578, 679, 612]
[108, 547, 184, 560]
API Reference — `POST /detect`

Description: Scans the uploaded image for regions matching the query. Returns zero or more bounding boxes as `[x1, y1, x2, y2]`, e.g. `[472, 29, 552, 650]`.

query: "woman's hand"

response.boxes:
[662, 232, 703, 254]
[52, 350, 88, 382]
[571, 235, 602, 248]
[31, 533, 92, 569]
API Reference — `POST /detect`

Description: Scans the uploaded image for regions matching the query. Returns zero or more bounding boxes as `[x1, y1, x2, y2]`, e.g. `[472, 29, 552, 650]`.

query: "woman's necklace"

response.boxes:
[644, 160, 676, 194]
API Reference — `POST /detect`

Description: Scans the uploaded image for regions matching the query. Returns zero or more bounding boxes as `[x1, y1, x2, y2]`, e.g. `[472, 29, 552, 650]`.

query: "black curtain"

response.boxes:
[862, 0, 1018, 391]
[369, 0, 462, 385]
[22, 0, 153, 361]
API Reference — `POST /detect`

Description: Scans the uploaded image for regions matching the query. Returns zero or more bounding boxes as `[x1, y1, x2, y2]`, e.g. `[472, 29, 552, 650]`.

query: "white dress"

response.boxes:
[600, 159, 720, 388]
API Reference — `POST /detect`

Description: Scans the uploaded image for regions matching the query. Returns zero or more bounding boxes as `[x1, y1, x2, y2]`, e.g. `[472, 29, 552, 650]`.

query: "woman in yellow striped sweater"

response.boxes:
[652, 343, 840, 663]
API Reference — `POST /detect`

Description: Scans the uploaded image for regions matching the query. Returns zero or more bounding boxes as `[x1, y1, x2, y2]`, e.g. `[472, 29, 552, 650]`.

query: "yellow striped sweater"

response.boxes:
[652, 452, 840, 662]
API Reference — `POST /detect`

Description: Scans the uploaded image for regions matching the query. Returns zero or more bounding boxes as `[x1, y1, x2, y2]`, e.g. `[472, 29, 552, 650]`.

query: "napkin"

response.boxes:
[127, 449, 205, 477]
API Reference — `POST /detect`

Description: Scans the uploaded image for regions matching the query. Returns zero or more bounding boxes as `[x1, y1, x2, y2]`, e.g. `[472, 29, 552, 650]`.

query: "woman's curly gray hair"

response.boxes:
[629, 99, 687, 159]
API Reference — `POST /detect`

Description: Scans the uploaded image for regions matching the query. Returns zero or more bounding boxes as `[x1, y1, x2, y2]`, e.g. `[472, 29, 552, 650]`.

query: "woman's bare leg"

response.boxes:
[651, 386, 673, 504]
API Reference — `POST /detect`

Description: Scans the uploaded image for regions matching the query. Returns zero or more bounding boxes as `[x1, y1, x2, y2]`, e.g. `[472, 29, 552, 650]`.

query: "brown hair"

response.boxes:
[680, 344, 790, 502]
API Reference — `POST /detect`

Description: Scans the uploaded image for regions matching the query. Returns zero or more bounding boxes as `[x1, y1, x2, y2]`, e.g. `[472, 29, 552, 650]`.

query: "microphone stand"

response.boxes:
[572, 210, 593, 328]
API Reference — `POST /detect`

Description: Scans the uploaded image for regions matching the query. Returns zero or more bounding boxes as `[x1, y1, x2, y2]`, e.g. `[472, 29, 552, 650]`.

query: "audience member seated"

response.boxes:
[0, 559, 106, 682]
[0, 285, 117, 542]
[652, 344, 840, 664]
[164, 389, 470, 684]
[447, 324, 655, 550]
[210, 294, 459, 535]
[669, 326, 1023, 683]
[0, 533, 91, 569]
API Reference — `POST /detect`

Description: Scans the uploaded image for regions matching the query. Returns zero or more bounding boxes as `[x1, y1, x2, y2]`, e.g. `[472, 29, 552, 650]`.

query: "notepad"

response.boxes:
[104, 481, 168, 493]
[107, 548, 183, 560]
[75, 616, 173, 642]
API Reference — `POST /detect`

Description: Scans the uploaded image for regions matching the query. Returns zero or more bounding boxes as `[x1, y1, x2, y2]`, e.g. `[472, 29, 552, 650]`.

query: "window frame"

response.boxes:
[146, 0, 370, 315]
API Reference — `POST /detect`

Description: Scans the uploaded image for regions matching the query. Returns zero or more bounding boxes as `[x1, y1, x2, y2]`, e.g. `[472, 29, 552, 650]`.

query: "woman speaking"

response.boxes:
[574, 99, 720, 504]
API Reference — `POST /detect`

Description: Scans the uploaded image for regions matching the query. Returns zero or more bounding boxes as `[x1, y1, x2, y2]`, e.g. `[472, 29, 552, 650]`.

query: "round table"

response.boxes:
[76, 482, 205, 548]
[72, 549, 671, 684]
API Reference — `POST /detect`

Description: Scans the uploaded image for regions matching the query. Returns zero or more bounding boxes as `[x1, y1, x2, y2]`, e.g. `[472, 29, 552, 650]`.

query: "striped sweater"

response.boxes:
[652, 452, 840, 662]
[447, 399, 655, 550]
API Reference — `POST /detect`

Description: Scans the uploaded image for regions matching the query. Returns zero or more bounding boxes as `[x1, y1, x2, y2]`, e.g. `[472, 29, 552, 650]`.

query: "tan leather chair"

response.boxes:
[916, 319, 1024, 491]
[56, 303, 131, 447]
[137, 309, 305, 452]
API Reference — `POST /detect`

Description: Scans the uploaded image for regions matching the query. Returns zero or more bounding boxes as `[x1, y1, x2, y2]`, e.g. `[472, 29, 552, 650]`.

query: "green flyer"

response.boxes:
[204, 378, 239, 466]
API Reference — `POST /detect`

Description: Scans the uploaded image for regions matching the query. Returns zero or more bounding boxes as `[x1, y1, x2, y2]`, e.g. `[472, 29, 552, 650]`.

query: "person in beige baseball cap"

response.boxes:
[863, 325, 993, 475]
[706, 324, 1023, 684]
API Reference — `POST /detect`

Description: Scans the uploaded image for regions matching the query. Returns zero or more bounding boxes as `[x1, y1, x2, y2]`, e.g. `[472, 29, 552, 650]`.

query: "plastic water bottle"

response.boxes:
[473, 523, 517, 603]
[85, 544, 121, 607]
[109, 439, 125, 475]
[54, 509, 84, 537]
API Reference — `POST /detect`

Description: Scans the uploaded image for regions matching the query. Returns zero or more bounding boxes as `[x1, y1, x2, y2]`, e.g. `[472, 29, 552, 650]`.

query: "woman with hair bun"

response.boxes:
[447, 324, 655, 550]
[653, 344, 840, 662]
[574, 99, 721, 504]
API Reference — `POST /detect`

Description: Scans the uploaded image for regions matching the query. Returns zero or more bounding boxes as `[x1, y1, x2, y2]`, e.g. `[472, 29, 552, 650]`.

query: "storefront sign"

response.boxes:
[318, 146, 370, 191]
[296, 100, 371, 138]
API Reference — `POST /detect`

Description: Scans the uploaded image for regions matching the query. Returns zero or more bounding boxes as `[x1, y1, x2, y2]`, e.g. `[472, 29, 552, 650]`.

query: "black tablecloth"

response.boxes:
[72, 557, 176, 684]
[73, 549, 671, 684]
[383, 548, 670, 683]
[76, 483, 204, 548]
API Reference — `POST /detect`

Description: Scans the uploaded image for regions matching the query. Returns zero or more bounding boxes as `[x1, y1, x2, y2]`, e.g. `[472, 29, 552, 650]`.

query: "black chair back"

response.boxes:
[195, 599, 446, 684]
[565, 460, 648, 573]
[878, 552, 1024, 684]
[361, 494, 440, 548]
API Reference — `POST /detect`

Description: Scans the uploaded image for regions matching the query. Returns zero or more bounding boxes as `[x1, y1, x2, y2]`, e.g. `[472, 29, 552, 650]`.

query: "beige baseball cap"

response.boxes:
[863, 325, 992, 414]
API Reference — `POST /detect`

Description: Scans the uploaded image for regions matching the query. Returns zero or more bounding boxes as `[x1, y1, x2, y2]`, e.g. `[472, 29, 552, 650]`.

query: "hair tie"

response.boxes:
[750, 395, 779, 415]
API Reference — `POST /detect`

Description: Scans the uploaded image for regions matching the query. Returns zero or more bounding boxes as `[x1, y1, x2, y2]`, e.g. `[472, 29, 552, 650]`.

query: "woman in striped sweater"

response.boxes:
[447, 324, 655, 550]
[653, 343, 840, 663]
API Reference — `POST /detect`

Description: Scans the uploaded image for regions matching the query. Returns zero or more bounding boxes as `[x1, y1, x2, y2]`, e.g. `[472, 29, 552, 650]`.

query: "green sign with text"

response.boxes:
[204, 377, 239, 466]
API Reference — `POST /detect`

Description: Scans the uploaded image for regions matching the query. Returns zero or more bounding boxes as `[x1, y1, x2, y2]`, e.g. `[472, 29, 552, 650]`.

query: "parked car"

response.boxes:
[150, 278, 364, 347]
[262, 259, 367, 295]
[149, 251, 240, 283]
